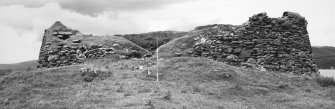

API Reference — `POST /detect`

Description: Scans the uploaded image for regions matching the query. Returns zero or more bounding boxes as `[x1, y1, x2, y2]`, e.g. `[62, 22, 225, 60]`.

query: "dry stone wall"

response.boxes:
[188, 12, 318, 75]
[38, 21, 150, 68]
[38, 12, 319, 76]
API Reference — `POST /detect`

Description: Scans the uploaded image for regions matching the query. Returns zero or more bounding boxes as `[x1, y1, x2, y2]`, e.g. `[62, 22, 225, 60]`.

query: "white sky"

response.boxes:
[0, 0, 334, 64]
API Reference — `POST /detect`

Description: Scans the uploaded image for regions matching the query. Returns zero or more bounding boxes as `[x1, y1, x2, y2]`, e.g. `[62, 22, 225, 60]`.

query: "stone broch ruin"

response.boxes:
[182, 12, 318, 75]
[38, 12, 319, 75]
[38, 21, 150, 68]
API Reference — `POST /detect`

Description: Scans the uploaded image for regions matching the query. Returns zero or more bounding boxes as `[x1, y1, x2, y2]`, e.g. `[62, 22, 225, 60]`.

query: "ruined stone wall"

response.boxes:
[39, 12, 319, 75]
[38, 40, 144, 68]
[38, 21, 150, 68]
[189, 12, 318, 75]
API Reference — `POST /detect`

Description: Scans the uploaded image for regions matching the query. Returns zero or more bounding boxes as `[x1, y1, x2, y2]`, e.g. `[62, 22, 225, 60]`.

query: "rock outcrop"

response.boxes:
[38, 21, 151, 68]
[158, 12, 319, 75]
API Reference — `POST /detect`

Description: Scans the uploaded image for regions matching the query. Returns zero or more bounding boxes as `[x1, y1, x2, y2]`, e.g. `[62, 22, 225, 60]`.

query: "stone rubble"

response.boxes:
[80, 67, 112, 82]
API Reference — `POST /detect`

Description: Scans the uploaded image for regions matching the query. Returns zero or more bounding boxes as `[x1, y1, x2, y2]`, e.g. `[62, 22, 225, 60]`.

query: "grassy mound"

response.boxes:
[67, 35, 151, 56]
[1, 57, 334, 108]
[122, 31, 188, 53]
[157, 25, 239, 58]
[157, 30, 200, 58]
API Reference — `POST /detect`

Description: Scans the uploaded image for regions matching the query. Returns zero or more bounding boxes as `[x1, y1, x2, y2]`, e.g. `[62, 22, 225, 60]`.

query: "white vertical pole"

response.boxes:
[156, 35, 159, 82]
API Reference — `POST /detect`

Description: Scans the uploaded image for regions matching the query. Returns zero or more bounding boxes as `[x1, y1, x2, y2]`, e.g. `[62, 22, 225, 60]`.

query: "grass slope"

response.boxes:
[1, 57, 335, 108]
[312, 46, 335, 69]
[157, 25, 241, 58]
[122, 31, 188, 53]
[157, 30, 200, 58]
[67, 35, 152, 56]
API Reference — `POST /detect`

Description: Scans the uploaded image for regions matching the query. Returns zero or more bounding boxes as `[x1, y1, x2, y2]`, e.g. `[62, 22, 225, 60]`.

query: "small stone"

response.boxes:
[119, 55, 127, 59]
[142, 69, 153, 76]
[273, 39, 281, 45]
[226, 54, 238, 60]
[260, 66, 267, 72]
[231, 41, 243, 44]
[233, 48, 242, 54]
[244, 41, 255, 45]
[112, 44, 121, 49]
[226, 47, 233, 53]
[106, 47, 115, 52]
[3, 99, 9, 105]
[240, 50, 252, 58]
[201, 52, 210, 56]
[72, 40, 81, 43]
[138, 66, 144, 70]
[280, 65, 288, 70]
[81, 68, 98, 82]
[90, 44, 102, 49]
[298, 51, 307, 57]
[174, 53, 183, 57]
[266, 47, 274, 51]
[255, 44, 263, 48]
[247, 58, 257, 64]
[252, 39, 261, 42]
[47, 55, 56, 61]
[77, 54, 86, 60]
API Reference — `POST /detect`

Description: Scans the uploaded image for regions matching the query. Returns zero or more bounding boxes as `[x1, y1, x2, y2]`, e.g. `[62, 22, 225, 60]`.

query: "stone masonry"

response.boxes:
[38, 12, 319, 76]
[38, 21, 150, 68]
[188, 12, 318, 75]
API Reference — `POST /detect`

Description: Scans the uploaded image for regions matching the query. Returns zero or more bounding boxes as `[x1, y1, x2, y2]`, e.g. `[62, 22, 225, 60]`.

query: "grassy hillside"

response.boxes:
[122, 31, 188, 53]
[157, 30, 200, 58]
[0, 60, 38, 70]
[312, 46, 335, 69]
[1, 57, 335, 108]
[0, 60, 38, 77]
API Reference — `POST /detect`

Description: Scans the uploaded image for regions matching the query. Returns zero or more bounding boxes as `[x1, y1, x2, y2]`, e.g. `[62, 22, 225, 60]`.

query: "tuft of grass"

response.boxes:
[145, 100, 154, 107]
[192, 85, 201, 93]
[315, 76, 335, 87]
[278, 84, 289, 89]
[137, 88, 151, 93]
[116, 85, 124, 93]
[123, 93, 131, 97]
[329, 88, 335, 101]
[162, 91, 172, 100]
[305, 89, 312, 93]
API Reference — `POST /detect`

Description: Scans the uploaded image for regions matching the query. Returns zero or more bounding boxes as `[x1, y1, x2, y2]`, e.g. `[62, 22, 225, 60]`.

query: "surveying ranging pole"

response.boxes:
[156, 35, 159, 82]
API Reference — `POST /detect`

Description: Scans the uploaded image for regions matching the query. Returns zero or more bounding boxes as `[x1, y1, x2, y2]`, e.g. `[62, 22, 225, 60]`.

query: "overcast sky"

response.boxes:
[0, 0, 334, 64]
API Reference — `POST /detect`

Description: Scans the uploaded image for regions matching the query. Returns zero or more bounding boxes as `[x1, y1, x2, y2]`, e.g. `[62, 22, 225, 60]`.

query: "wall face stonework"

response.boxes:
[187, 12, 318, 75]
[38, 12, 319, 76]
[38, 21, 77, 67]
[38, 21, 150, 68]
